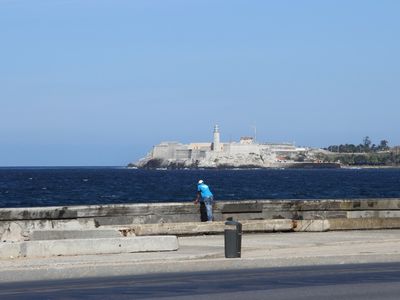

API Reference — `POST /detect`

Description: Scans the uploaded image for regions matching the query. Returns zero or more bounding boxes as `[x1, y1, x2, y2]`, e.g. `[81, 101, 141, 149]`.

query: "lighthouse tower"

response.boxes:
[212, 124, 221, 152]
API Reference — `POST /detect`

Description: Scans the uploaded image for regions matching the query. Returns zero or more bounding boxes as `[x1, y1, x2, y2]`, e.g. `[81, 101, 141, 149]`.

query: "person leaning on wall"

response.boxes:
[194, 179, 214, 222]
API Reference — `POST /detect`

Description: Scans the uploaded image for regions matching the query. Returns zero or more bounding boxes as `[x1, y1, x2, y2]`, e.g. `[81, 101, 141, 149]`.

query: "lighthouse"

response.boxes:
[212, 124, 221, 152]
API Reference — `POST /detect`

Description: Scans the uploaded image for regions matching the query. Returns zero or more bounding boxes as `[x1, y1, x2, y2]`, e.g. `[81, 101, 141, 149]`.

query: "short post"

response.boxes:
[224, 219, 242, 258]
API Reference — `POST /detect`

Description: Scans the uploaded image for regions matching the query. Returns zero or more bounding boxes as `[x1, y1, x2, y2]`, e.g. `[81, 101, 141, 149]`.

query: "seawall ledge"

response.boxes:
[2, 198, 400, 242]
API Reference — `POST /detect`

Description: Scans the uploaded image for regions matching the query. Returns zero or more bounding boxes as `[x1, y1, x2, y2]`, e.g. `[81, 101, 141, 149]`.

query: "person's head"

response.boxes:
[198, 180, 204, 185]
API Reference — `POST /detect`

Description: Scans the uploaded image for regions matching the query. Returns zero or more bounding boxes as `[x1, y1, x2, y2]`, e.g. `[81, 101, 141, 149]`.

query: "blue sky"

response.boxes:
[1, 0, 399, 166]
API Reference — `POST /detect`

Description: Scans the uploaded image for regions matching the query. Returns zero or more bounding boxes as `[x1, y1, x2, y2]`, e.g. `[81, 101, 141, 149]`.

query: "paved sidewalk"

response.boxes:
[2, 230, 400, 283]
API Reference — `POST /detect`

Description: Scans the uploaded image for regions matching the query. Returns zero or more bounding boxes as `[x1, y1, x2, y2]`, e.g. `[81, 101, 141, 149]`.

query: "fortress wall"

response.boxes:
[2, 199, 400, 240]
[176, 149, 191, 160]
[191, 150, 206, 160]
[224, 144, 261, 155]
[153, 143, 192, 160]
[152, 144, 170, 159]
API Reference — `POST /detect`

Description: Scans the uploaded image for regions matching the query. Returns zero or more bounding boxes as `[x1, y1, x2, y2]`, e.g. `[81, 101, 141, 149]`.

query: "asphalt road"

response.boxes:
[1, 262, 400, 299]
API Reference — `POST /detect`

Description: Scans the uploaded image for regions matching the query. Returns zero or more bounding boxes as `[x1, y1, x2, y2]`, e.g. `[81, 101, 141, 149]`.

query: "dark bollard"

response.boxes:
[224, 219, 242, 258]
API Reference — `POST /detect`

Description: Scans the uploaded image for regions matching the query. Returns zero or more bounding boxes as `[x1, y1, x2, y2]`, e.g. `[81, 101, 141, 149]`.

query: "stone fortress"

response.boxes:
[134, 125, 335, 169]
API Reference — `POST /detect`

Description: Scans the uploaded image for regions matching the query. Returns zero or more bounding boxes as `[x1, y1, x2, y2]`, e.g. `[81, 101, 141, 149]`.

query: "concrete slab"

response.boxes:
[0, 222, 24, 242]
[0, 242, 20, 259]
[126, 220, 293, 236]
[329, 217, 400, 230]
[293, 220, 330, 232]
[29, 229, 123, 240]
[0, 236, 178, 259]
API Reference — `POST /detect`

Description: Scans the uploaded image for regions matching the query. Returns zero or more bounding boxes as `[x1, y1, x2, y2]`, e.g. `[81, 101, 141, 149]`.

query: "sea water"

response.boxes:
[0, 167, 400, 208]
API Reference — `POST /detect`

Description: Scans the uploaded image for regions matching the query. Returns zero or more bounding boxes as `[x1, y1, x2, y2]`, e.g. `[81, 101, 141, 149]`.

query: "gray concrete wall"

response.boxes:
[0, 236, 179, 259]
[2, 198, 400, 241]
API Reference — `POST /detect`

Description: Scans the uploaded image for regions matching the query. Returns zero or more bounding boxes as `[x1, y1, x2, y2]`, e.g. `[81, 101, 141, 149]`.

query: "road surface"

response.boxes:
[1, 262, 400, 299]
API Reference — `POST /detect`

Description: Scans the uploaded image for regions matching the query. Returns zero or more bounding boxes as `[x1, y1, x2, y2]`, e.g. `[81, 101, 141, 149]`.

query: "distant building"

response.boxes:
[212, 124, 222, 152]
[240, 137, 254, 144]
[136, 125, 322, 168]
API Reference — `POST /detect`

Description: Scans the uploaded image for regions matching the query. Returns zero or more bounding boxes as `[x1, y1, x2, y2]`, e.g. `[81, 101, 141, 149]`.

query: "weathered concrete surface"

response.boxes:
[2, 230, 400, 283]
[0, 219, 96, 242]
[123, 218, 400, 235]
[3, 217, 400, 242]
[0, 236, 178, 259]
[0, 222, 25, 242]
[2, 199, 400, 221]
[3, 199, 400, 241]
[0, 242, 20, 259]
[347, 210, 400, 218]
[128, 219, 293, 236]
[293, 220, 330, 232]
[29, 229, 123, 241]
[329, 218, 400, 230]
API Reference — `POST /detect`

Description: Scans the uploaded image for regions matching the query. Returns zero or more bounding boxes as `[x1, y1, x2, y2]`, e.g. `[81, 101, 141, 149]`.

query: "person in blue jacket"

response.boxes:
[194, 179, 214, 221]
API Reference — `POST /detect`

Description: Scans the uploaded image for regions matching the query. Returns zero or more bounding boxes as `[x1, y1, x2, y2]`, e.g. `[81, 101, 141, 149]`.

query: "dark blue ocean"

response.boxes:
[1, 167, 400, 208]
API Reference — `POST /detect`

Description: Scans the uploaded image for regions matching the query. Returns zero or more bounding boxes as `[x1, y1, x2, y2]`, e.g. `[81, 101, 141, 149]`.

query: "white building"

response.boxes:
[139, 125, 314, 168]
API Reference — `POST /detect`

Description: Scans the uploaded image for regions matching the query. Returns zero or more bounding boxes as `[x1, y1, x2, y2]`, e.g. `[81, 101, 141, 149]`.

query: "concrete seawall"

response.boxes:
[0, 236, 179, 259]
[2, 198, 400, 242]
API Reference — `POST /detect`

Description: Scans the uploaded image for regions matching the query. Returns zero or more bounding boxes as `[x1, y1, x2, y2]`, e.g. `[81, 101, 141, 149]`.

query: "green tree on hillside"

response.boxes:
[325, 137, 390, 154]
[379, 140, 389, 151]
[361, 136, 371, 152]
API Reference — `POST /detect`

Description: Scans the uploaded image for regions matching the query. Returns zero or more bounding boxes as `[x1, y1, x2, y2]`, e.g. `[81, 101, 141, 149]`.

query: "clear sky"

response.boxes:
[1, 0, 399, 166]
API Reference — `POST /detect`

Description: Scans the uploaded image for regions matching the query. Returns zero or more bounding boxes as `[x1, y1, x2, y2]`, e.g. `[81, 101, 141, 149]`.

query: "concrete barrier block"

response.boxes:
[132, 222, 225, 236]
[300, 211, 347, 219]
[94, 216, 135, 226]
[221, 203, 263, 213]
[51, 218, 96, 230]
[0, 206, 77, 221]
[29, 229, 123, 241]
[293, 220, 330, 232]
[4, 199, 400, 238]
[215, 213, 266, 222]
[0, 242, 21, 259]
[130, 220, 293, 236]
[0, 222, 25, 242]
[241, 220, 293, 232]
[0, 236, 178, 259]
[347, 211, 400, 219]
[329, 218, 400, 230]
[0, 218, 98, 242]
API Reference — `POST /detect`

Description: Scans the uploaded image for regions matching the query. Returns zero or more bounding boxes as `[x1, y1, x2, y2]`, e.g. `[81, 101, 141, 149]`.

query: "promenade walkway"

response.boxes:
[2, 229, 400, 283]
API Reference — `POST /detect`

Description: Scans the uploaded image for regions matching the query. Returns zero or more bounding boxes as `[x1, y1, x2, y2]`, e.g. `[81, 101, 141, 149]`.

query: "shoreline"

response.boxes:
[340, 165, 400, 169]
[129, 164, 400, 170]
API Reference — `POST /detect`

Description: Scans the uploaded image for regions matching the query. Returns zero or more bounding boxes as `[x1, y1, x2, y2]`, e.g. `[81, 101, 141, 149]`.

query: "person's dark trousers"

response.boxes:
[200, 202, 208, 222]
